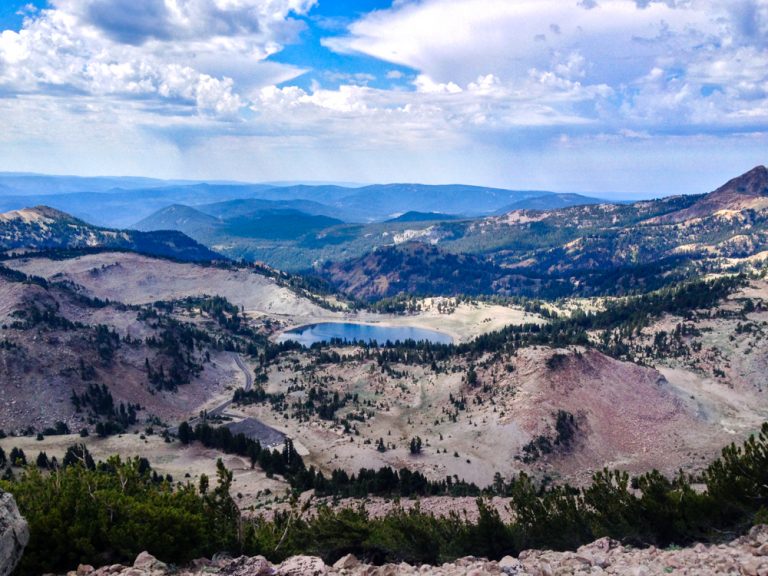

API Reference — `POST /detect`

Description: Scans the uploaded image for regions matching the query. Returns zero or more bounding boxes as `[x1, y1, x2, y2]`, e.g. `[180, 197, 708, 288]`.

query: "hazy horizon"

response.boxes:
[1, 168, 759, 202]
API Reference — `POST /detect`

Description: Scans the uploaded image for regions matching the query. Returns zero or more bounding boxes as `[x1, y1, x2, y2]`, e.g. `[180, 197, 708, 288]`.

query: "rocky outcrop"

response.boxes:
[0, 491, 29, 576]
[69, 525, 768, 576]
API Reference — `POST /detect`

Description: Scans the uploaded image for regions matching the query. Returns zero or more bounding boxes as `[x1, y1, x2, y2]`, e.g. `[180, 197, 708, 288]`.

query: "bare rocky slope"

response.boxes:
[0, 250, 332, 431]
[0, 268, 239, 431]
[245, 343, 729, 489]
[66, 525, 768, 576]
[4, 251, 331, 316]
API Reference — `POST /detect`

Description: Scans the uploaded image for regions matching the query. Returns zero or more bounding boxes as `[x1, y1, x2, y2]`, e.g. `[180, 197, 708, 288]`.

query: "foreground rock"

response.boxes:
[0, 491, 29, 576]
[71, 525, 768, 576]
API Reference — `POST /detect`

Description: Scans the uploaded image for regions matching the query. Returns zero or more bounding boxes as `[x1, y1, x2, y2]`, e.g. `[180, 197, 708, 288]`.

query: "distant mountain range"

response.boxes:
[4, 167, 768, 300]
[0, 172, 608, 228]
[495, 192, 606, 213]
[223, 183, 605, 221]
[127, 166, 768, 285]
[0, 183, 278, 228]
[0, 173, 195, 195]
[126, 187, 608, 269]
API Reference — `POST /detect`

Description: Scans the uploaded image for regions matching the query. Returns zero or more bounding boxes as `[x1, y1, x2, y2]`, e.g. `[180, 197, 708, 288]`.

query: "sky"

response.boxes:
[0, 0, 767, 198]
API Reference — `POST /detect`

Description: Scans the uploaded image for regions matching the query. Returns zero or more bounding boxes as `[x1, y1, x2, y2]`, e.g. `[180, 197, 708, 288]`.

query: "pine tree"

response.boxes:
[178, 421, 192, 444]
[36, 452, 50, 469]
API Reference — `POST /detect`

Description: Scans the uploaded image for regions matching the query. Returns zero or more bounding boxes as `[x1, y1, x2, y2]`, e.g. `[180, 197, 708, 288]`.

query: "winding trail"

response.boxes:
[205, 352, 252, 417]
[232, 352, 254, 392]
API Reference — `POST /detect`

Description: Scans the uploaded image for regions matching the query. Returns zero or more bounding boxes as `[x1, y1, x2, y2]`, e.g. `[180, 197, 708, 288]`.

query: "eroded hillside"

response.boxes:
[0, 250, 345, 434]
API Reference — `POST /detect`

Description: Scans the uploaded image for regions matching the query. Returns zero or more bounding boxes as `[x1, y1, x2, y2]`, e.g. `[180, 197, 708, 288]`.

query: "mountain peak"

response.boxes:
[30, 205, 84, 221]
[713, 165, 768, 198]
[654, 166, 768, 223]
[0, 205, 79, 224]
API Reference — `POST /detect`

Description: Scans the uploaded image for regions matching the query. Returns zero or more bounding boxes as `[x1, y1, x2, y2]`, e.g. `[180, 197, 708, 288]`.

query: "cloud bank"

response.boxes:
[0, 0, 766, 193]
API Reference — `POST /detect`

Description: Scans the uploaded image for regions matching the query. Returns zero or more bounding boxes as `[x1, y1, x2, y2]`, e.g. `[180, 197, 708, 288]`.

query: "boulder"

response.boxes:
[333, 554, 360, 570]
[133, 552, 167, 573]
[220, 555, 274, 576]
[0, 491, 29, 576]
[749, 525, 768, 547]
[277, 556, 326, 576]
[498, 556, 524, 575]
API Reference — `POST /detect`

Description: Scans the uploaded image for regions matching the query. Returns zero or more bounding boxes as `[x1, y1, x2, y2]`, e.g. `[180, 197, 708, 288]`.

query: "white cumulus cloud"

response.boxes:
[1, 0, 767, 192]
[325, 0, 768, 131]
[0, 0, 315, 116]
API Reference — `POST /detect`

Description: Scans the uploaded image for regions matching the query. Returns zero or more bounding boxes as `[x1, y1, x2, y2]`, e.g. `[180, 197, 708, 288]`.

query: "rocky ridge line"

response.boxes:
[66, 525, 768, 576]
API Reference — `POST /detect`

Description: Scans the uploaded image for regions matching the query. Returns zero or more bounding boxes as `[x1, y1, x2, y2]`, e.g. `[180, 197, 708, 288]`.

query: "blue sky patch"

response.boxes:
[0, 0, 46, 31]
[270, 0, 413, 91]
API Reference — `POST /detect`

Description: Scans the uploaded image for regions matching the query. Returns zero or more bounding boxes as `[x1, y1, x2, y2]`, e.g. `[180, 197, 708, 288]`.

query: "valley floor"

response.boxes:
[3, 251, 768, 512]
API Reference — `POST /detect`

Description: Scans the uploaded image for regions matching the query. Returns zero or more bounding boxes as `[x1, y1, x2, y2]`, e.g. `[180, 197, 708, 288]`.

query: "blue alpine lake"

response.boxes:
[277, 322, 453, 346]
